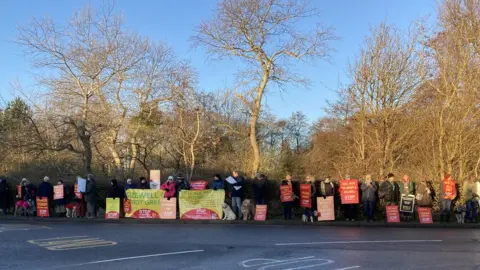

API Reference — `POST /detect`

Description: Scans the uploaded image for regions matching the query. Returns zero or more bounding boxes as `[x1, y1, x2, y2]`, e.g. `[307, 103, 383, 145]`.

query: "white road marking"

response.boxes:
[258, 259, 334, 270]
[275, 239, 442, 246]
[46, 250, 204, 269]
[29, 236, 117, 251]
[332, 266, 361, 270]
[0, 224, 51, 233]
[30, 235, 88, 241]
[240, 257, 315, 267]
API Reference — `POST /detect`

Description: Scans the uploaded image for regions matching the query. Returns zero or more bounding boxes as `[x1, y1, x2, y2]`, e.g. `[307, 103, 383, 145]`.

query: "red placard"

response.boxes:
[339, 179, 359, 204]
[190, 180, 208, 190]
[317, 196, 335, 221]
[160, 198, 177, 219]
[280, 185, 293, 202]
[16, 185, 21, 198]
[300, 184, 312, 208]
[417, 207, 433, 224]
[123, 198, 131, 214]
[254, 205, 267, 221]
[36, 197, 49, 217]
[442, 179, 456, 200]
[54, 185, 64, 200]
[386, 205, 400, 223]
[74, 183, 83, 199]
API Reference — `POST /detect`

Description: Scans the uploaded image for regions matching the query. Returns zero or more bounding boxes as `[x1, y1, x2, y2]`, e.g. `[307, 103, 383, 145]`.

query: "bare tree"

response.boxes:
[193, 0, 335, 175]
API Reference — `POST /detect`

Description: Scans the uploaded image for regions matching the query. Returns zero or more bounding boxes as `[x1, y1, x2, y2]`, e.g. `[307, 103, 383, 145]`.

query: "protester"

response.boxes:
[439, 174, 456, 222]
[84, 174, 97, 218]
[15, 178, 35, 216]
[37, 176, 54, 216]
[399, 175, 415, 221]
[415, 179, 435, 208]
[473, 178, 480, 223]
[139, 177, 150, 189]
[212, 174, 225, 190]
[230, 170, 244, 220]
[302, 175, 316, 223]
[161, 176, 177, 200]
[124, 178, 136, 197]
[54, 180, 67, 217]
[342, 175, 359, 221]
[464, 177, 477, 223]
[107, 179, 124, 199]
[379, 173, 400, 218]
[361, 175, 377, 222]
[319, 176, 335, 198]
[175, 173, 190, 196]
[280, 174, 295, 220]
[0, 178, 7, 216]
[252, 173, 268, 205]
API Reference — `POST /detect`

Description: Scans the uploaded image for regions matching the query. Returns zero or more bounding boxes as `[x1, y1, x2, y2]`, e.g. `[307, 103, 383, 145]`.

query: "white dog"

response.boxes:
[222, 203, 236, 221]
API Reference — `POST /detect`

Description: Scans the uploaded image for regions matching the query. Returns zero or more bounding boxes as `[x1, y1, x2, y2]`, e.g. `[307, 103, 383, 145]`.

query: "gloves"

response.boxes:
[167, 197, 171, 201]
[323, 195, 327, 199]
[165, 188, 169, 192]
[213, 187, 217, 191]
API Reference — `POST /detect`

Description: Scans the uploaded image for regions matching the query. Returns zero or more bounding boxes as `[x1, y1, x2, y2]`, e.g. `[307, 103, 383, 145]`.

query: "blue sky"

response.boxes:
[0, 0, 437, 122]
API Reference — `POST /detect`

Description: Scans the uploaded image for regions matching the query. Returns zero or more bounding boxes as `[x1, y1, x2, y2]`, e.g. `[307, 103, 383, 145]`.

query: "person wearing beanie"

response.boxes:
[212, 174, 225, 190]
[161, 176, 176, 200]
[378, 173, 400, 218]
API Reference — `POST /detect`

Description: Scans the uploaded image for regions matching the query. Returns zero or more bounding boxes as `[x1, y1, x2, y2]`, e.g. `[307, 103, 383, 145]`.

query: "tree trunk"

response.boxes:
[250, 111, 260, 176]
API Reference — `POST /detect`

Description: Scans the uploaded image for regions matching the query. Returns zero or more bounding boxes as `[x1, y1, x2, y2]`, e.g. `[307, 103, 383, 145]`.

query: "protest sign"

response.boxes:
[300, 184, 312, 208]
[225, 177, 237, 184]
[442, 179, 456, 200]
[317, 196, 335, 221]
[339, 179, 359, 204]
[280, 185, 293, 202]
[190, 180, 208, 190]
[36, 197, 49, 217]
[160, 198, 177, 219]
[16, 185, 21, 198]
[77, 177, 86, 193]
[150, 170, 161, 190]
[417, 207, 433, 224]
[125, 189, 165, 219]
[386, 205, 400, 223]
[254, 205, 267, 221]
[179, 189, 224, 220]
[74, 183, 82, 199]
[123, 198, 131, 214]
[400, 195, 415, 213]
[105, 198, 120, 219]
[54, 185, 64, 200]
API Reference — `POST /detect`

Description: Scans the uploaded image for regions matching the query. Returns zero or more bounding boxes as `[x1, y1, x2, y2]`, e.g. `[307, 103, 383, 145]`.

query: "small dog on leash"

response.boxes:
[454, 204, 466, 224]
[241, 199, 254, 220]
[222, 203, 236, 221]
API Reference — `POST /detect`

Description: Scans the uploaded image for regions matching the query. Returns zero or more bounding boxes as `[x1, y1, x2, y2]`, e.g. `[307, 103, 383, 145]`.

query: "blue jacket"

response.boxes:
[124, 183, 136, 197]
[37, 182, 53, 200]
[231, 176, 244, 198]
[212, 179, 225, 190]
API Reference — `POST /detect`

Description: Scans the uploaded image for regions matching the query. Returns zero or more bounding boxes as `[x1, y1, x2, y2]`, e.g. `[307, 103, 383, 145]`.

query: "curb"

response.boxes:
[1, 216, 479, 229]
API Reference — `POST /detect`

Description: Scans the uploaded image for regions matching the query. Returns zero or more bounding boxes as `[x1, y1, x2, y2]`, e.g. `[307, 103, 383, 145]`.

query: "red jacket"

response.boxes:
[161, 181, 176, 198]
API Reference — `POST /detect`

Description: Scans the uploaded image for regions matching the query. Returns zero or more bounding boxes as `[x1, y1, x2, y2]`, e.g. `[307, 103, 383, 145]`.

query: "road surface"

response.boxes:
[0, 221, 479, 269]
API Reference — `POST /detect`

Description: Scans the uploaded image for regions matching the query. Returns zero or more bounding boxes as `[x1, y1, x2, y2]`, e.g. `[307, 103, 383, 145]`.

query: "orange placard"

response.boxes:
[339, 179, 359, 204]
[54, 185, 64, 200]
[417, 207, 433, 224]
[74, 183, 83, 199]
[36, 197, 49, 217]
[16, 185, 21, 198]
[160, 198, 177, 219]
[386, 205, 400, 223]
[443, 179, 456, 200]
[123, 198, 132, 214]
[300, 184, 312, 208]
[317, 196, 335, 221]
[254, 205, 267, 221]
[280, 185, 293, 202]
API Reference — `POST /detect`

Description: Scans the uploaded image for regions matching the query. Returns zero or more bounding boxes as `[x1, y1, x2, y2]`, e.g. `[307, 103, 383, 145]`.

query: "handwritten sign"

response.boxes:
[340, 179, 359, 204]
[254, 205, 267, 221]
[300, 184, 312, 208]
[160, 198, 177, 219]
[443, 179, 456, 200]
[280, 185, 293, 202]
[74, 183, 82, 199]
[190, 180, 208, 190]
[417, 207, 433, 224]
[36, 197, 49, 217]
[150, 170, 161, 190]
[54, 185, 64, 200]
[317, 196, 335, 221]
[386, 205, 400, 223]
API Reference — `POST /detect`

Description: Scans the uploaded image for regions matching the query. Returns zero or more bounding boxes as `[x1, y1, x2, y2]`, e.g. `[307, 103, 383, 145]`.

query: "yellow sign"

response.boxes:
[125, 189, 165, 218]
[179, 190, 224, 220]
[105, 198, 120, 219]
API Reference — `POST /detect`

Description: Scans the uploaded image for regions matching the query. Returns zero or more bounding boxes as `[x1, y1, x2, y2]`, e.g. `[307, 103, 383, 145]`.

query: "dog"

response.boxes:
[222, 203, 236, 221]
[14, 200, 32, 217]
[454, 204, 466, 224]
[241, 199, 254, 220]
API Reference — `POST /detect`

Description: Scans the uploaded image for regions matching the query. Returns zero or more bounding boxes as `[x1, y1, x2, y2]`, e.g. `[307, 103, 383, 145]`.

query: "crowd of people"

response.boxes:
[0, 170, 479, 224]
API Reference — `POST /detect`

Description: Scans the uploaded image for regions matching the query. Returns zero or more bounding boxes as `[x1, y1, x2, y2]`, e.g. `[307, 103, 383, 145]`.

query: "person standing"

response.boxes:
[415, 179, 435, 208]
[37, 176, 54, 216]
[280, 174, 295, 220]
[319, 176, 335, 198]
[0, 178, 8, 216]
[124, 178, 136, 197]
[107, 179, 124, 199]
[379, 173, 400, 219]
[439, 174, 457, 223]
[361, 175, 377, 222]
[472, 178, 480, 223]
[399, 175, 415, 221]
[212, 174, 225, 190]
[252, 173, 268, 205]
[161, 176, 177, 200]
[230, 170, 244, 219]
[464, 177, 477, 223]
[84, 174, 97, 218]
[139, 177, 150, 189]
[302, 175, 316, 223]
[54, 180, 67, 217]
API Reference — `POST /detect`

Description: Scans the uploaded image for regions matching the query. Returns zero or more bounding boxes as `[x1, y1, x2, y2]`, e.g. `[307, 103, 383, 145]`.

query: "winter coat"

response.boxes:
[319, 180, 335, 197]
[473, 181, 480, 201]
[175, 179, 190, 196]
[161, 181, 176, 198]
[21, 184, 36, 201]
[252, 177, 268, 201]
[139, 181, 150, 189]
[108, 183, 124, 199]
[399, 181, 415, 196]
[212, 179, 225, 190]
[463, 182, 474, 201]
[0, 179, 7, 208]
[37, 181, 54, 200]
[379, 181, 400, 203]
[84, 178, 97, 203]
[231, 176, 244, 198]
[361, 181, 377, 202]
[415, 182, 434, 207]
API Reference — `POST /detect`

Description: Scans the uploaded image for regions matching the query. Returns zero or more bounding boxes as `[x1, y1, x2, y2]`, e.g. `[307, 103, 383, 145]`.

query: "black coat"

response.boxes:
[37, 182, 54, 200]
[107, 184, 124, 199]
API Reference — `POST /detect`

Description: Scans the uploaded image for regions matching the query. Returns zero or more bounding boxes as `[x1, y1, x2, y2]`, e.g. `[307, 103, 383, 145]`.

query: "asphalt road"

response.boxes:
[0, 221, 479, 270]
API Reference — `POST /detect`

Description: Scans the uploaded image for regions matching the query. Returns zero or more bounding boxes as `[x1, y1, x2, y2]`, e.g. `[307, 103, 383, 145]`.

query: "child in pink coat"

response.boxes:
[161, 176, 177, 200]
